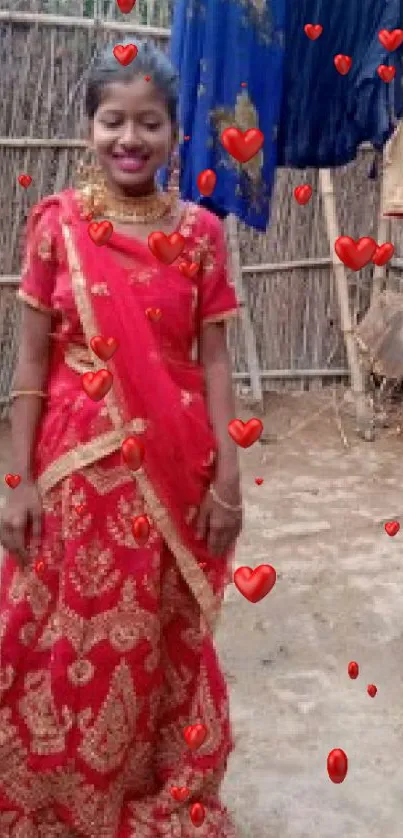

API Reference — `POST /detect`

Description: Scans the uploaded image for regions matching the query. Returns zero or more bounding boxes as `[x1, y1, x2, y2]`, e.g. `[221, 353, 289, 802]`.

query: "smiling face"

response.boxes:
[90, 75, 176, 197]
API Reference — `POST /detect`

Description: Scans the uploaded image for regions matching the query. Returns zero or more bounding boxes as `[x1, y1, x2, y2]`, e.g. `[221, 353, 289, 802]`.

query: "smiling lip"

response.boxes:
[112, 155, 149, 172]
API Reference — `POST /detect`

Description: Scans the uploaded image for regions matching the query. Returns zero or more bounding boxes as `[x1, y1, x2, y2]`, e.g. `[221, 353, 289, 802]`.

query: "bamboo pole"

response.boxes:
[0, 10, 170, 38]
[0, 138, 86, 148]
[318, 168, 374, 440]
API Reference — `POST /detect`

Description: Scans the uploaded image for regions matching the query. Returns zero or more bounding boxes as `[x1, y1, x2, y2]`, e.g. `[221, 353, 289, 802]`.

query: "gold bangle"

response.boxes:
[10, 389, 48, 400]
[209, 485, 242, 513]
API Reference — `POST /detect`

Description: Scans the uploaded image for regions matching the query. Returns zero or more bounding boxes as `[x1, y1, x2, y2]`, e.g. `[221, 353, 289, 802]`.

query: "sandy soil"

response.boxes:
[1, 390, 403, 838]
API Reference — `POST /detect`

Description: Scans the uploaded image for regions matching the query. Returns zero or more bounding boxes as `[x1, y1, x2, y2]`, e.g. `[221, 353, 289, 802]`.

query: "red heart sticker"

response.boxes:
[170, 786, 190, 802]
[121, 436, 145, 471]
[384, 520, 399, 536]
[228, 417, 263, 448]
[184, 135, 190, 141]
[81, 369, 113, 401]
[131, 514, 150, 546]
[367, 684, 377, 698]
[294, 184, 312, 205]
[190, 803, 205, 827]
[90, 335, 119, 361]
[116, 0, 136, 11]
[145, 307, 162, 321]
[18, 174, 32, 188]
[327, 748, 348, 784]
[4, 473, 21, 489]
[183, 723, 207, 750]
[233, 564, 276, 603]
[334, 236, 377, 271]
[334, 54, 352, 75]
[35, 560, 45, 575]
[221, 127, 264, 163]
[377, 65, 396, 83]
[347, 661, 359, 679]
[372, 242, 394, 266]
[196, 168, 217, 197]
[144, 75, 151, 81]
[255, 477, 264, 486]
[113, 43, 138, 65]
[74, 504, 86, 515]
[241, 82, 247, 87]
[148, 231, 185, 264]
[304, 23, 323, 40]
[378, 29, 403, 52]
[88, 220, 113, 246]
[178, 260, 200, 278]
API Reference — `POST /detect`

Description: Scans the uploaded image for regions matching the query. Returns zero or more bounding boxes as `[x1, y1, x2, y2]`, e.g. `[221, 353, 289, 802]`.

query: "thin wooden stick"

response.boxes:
[0, 10, 170, 38]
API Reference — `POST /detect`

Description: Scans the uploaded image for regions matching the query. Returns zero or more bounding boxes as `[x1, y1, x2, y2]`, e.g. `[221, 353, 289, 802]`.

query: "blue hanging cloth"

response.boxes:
[276, 0, 401, 168]
[168, 0, 286, 231]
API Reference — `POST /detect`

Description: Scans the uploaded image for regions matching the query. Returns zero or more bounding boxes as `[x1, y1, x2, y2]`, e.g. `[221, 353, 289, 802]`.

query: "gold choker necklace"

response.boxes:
[78, 184, 177, 224]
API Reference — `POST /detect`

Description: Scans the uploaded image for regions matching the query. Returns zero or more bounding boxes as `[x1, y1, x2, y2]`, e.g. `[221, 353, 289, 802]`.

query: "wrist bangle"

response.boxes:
[10, 389, 48, 400]
[209, 484, 242, 513]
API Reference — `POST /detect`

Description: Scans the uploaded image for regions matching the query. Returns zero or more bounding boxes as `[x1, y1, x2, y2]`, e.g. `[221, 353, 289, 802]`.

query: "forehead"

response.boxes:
[97, 77, 169, 114]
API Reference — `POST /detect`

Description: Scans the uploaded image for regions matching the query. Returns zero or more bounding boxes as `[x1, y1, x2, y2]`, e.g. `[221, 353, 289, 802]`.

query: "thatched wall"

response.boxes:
[1, 0, 403, 412]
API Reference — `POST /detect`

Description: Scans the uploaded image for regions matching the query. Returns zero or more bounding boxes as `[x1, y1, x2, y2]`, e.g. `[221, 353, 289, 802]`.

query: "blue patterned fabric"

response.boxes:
[168, 0, 286, 231]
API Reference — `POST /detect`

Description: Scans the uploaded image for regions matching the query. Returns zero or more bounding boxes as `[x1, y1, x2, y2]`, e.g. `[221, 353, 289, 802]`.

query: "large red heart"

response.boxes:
[304, 24, 323, 41]
[294, 184, 312, 205]
[372, 242, 394, 266]
[170, 786, 190, 802]
[384, 520, 400, 537]
[196, 168, 217, 197]
[4, 473, 21, 489]
[377, 65, 396, 83]
[327, 748, 348, 784]
[148, 232, 185, 264]
[121, 436, 145, 471]
[233, 565, 277, 603]
[334, 236, 377, 271]
[113, 43, 138, 66]
[116, 0, 136, 11]
[190, 803, 205, 827]
[18, 174, 32, 189]
[88, 220, 113, 246]
[131, 515, 150, 546]
[228, 418, 263, 448]
[334, 54, 352, 75]
[183, 723, 207, 750]
[90, 335, 119, 361]
[81, 369, 113, 401]
[178, 260, 200, 278]
[221, 127, 264, 163]
[378, 29, 403, 52]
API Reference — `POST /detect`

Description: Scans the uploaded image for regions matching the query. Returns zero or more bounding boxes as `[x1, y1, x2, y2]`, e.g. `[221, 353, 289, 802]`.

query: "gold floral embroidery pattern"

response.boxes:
[18, 669, 73, 755]
[68, 658, 95, 687]
[70, 536, 121, 598]
[82, 462, 136, 496]
[37, 232, 53, 262]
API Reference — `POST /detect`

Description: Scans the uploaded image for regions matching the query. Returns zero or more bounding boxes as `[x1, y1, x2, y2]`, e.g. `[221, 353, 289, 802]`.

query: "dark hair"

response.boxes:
[85, 38, 179, 123]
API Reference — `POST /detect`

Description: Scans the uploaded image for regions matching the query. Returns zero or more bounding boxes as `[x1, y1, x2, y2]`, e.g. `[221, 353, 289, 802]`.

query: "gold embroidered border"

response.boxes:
[64, 343, 95, 374]
[16, 289, 54, 315]
[61, 217, 220, 631]
[37, 420, 146, 496]
[202, 308, 239, 325]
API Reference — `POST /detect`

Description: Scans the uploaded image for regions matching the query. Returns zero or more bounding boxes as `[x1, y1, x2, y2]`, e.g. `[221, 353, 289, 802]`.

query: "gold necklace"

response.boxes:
[77, 177, 177, 224]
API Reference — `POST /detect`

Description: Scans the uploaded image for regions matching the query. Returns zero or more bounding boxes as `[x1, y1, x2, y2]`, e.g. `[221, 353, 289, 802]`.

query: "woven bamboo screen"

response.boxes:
[1, 0, 403, 415]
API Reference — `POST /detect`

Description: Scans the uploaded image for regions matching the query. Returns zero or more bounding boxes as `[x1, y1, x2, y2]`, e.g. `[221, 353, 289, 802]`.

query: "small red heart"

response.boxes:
[334, 236, 377, 271]
[183, 723, 207, 750]
[367, 684, 377, 698]
[184, 136, 190, 141]
[221, 127, 264, 163]
[384, 520, 399, 537]
[35, 560, 45, 574]
[121, 436, 145, 471]
[197, 169, 217, 197]
[378, 29, 403, 52]
[377, 64, 396, 83]
[334, 54, 352, 75]
[113, 43, 138, 66]
[304, 23, 323, 40]
[178, 260, 200, 278]
[131, 514, 150, 546]
[145, 307, 162, 321]
[327, 748, 348, 784]
[4, 473, 21, 489]
[90, 335, 119, 361]
[148, 231, 185, 264]
[241, 82, 247, 87]
[74, 504, 86, 515]
[294, 184, 312, 205]
[116, 0, 136, 11]
[88, 220, 113, 246]
[255, 477, 264, 486]
[233, 564, 276, 603]
[170, 786, 190, 802]
[372, 242, 394, 266]
[347, 661, 359, 679]
[190, 802, 205, 827]
[81, 369, 113, 401]
[18, 174, 32, 189]
[228, 417, 263, 448]
[144, 75, 151, 81]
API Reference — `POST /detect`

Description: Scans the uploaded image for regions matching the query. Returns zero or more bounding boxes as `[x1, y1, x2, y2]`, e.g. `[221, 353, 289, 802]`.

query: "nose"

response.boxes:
[119, 121, 142, 148]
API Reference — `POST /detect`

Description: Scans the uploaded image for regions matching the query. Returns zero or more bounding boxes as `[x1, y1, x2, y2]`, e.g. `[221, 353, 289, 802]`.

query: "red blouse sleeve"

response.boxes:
[17, 201, 60, 314]
[198, 210, 239, 325]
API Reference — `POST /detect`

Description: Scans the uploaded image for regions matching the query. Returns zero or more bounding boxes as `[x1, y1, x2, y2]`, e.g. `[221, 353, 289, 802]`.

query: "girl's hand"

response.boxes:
[0, 480, 43, 569]
[194, 476, 243, 556]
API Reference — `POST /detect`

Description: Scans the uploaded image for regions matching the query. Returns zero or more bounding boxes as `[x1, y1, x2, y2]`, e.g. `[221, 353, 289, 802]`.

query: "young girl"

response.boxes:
[0, 40, 242, 837]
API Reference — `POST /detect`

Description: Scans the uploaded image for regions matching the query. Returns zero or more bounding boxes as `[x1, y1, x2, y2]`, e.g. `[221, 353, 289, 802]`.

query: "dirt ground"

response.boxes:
[1, 390, 403, 838]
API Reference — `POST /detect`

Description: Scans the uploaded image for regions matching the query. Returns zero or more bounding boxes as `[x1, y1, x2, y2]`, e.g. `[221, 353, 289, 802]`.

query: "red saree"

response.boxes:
[0, 190, 239, 837]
